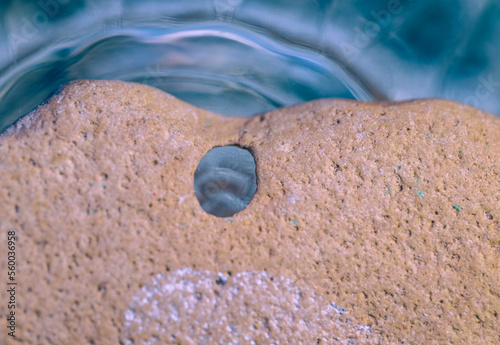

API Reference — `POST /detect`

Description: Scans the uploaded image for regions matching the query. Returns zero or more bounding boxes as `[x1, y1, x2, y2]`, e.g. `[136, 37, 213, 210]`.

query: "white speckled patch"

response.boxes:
[121, 268, 381, 344]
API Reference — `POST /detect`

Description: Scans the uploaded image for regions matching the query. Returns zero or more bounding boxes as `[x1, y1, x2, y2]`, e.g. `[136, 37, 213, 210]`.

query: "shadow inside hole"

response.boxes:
[194, 145, 257, 217]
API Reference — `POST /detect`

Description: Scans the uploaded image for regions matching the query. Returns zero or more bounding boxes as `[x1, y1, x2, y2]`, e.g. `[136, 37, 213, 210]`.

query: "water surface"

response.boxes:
[1, 0, 499, 133]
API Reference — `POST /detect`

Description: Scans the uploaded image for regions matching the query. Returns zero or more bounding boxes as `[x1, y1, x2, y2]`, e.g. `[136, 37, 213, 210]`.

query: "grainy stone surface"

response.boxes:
[0, 80, 499, 345]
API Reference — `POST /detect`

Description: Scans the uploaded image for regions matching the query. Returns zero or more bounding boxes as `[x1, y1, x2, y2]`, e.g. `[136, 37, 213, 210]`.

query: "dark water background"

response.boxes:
[1, 0, 499, 133]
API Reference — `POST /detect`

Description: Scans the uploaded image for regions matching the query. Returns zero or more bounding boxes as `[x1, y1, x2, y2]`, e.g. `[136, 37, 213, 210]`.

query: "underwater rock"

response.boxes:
[0, 80, 499, 344]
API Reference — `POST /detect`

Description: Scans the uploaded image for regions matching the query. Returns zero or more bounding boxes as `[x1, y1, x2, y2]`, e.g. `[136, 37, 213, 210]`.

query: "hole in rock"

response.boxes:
[194, 145, 257, 217]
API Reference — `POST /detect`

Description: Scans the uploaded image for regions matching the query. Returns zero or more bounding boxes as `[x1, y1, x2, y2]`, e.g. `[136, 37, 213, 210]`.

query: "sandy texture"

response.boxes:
[0, 80, 499, 345]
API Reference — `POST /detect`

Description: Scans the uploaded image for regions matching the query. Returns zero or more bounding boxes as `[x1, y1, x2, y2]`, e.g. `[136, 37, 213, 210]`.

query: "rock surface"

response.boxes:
[0, 80, 499, 345]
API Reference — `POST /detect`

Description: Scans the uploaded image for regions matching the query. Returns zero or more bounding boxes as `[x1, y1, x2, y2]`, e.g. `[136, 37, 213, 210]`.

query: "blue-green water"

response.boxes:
[194, 146, 257, 217]
[1, 0, 499, 133]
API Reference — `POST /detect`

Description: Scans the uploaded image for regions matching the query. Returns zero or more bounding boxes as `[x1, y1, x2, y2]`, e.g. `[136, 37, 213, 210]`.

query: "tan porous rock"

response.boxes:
[0, 80, 499, 345]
